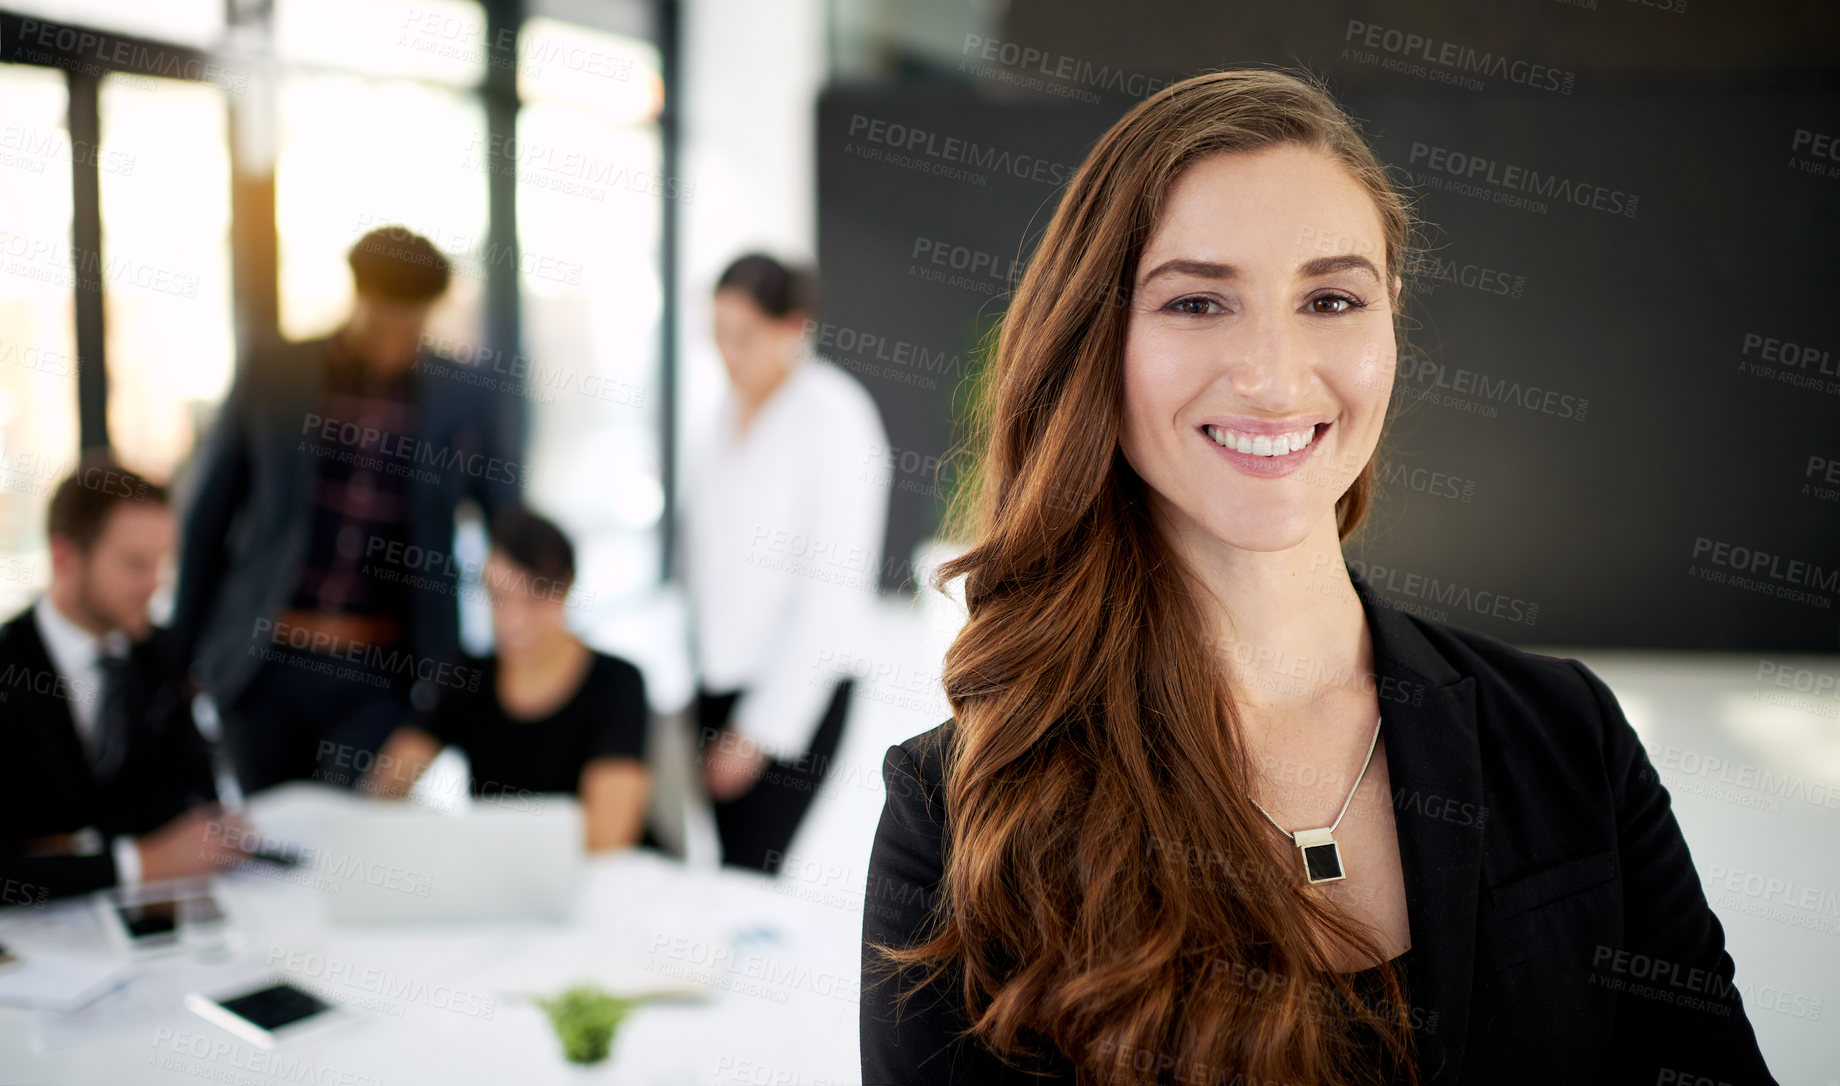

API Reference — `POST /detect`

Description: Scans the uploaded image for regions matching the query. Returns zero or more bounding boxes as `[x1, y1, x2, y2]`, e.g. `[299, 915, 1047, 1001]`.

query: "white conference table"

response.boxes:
[0, 784, 865, 1085]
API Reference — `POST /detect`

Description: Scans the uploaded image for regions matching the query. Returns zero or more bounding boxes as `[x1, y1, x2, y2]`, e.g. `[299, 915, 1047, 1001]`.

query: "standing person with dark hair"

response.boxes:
[361, 506, 652, 852]
[172, 225, 522, 797]
[0, 456, 244, 902]
[682, 252, 892, 875]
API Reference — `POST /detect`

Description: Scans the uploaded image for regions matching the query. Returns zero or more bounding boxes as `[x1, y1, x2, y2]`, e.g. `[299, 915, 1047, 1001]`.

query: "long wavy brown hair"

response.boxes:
[866, 66, 1427, 1085]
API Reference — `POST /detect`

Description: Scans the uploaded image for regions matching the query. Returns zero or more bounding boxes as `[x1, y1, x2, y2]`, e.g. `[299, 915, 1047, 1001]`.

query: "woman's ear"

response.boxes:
[1391, 273, 1403, 304]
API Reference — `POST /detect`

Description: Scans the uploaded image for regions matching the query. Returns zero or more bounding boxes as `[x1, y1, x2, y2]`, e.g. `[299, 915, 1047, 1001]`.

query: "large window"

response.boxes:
[0, 1, 675, 628]
[271, 0, 490, 352]
[515, 19, 667, 606]
[98, 73, 234, 482]
[0, 63, 80, 618]
[274, 73, 488, 349]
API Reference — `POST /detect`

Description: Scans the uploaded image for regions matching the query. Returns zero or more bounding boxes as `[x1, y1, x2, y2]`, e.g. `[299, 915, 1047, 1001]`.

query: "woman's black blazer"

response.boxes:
[860, 563, 1780, 1085]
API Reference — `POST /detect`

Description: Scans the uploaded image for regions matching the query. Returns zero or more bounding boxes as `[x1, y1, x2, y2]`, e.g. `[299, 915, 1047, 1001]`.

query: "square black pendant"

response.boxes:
[1294, 827, 1345, 884]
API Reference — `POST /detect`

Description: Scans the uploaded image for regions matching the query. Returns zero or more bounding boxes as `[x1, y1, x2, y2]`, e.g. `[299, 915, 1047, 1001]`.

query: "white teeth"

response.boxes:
[1205, 424, 1318, 456]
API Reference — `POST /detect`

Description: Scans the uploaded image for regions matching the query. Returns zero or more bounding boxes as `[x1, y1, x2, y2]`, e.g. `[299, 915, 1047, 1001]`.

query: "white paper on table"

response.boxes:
[0, 950, 133, 1012]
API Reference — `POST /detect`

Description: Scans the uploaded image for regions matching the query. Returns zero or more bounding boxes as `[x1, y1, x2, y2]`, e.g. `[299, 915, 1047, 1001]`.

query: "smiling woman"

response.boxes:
[1122, 144, 1397, 513]
[859, 66, 1779, 1086]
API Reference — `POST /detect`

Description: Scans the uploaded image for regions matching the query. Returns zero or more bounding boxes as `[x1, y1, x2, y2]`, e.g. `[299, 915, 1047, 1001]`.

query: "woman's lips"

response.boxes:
[1199, 421, 1330, 478]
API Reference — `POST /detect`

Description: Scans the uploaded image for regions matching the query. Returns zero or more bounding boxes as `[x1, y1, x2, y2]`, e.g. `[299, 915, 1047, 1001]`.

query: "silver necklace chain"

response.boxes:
[1247, 715, 1383, 840]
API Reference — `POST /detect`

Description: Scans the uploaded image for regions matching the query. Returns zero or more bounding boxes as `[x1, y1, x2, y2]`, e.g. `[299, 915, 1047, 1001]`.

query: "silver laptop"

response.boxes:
[319, 798, 582, 923]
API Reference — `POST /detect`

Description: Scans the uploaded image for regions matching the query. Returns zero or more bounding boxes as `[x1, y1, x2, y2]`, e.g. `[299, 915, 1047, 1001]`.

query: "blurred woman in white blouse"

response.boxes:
[683, 253, 891, 875]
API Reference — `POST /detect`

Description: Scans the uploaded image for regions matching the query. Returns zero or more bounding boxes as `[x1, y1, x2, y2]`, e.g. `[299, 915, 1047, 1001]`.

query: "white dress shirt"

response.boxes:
[683, 354, 891, 761]
[32, 597, 143, 886]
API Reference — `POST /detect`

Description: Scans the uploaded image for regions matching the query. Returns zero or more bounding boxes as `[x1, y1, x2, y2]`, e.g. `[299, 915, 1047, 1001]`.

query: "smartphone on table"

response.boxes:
[97, 883, 229, 957]
[184, 978, 350, 1048]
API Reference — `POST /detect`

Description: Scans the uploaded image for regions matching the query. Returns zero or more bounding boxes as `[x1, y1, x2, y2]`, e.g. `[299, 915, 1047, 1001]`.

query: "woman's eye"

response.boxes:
[1166, 295, 1221, 316]
[1310, 292, 1369, 315]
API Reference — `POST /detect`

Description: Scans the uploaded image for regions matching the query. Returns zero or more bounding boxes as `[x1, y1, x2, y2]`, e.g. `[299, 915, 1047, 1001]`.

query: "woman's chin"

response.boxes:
[1195, 506, 1322, 554]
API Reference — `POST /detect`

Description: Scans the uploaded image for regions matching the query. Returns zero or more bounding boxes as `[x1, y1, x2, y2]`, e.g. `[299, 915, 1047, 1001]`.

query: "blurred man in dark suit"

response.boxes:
[0, 458, 244, 903]
[172, 226, 522, 796]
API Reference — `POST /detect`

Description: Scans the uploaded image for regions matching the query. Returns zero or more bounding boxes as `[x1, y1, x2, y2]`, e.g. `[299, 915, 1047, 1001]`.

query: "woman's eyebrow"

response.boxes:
[1137, 253, 1382, 287]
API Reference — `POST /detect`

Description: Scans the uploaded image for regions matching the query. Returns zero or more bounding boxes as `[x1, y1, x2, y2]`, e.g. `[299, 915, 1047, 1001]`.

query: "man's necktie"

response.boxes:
[90, 652, 132, 784]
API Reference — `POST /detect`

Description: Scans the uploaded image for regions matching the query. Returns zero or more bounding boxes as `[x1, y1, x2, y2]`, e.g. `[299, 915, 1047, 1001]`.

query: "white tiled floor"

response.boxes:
[774, 598, 1838, 1083]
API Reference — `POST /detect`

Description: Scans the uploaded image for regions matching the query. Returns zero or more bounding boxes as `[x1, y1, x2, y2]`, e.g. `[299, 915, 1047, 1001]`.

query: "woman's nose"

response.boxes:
[1226, 309, 1311, 401]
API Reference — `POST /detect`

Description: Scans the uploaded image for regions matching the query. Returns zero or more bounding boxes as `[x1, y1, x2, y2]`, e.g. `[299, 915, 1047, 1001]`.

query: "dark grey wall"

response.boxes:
[817, 1, 1840, 651]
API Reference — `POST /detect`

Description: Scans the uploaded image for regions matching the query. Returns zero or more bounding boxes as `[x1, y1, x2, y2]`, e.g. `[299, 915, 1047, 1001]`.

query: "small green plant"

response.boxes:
[532, 983, 644, 1064]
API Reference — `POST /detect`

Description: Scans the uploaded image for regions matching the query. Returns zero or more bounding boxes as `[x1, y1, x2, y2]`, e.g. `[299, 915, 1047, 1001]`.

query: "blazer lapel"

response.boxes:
[1347, 561, 1482, 1085]
[276, 337, 325, 514]
[6, 611, 101, 805]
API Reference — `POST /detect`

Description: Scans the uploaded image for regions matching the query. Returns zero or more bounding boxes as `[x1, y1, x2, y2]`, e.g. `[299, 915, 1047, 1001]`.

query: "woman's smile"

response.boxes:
[1200, 419, 1333, 478]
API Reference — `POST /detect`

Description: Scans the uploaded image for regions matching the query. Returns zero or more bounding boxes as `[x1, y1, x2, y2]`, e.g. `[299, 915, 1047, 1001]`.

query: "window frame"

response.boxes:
[0, 0, 682, 582]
